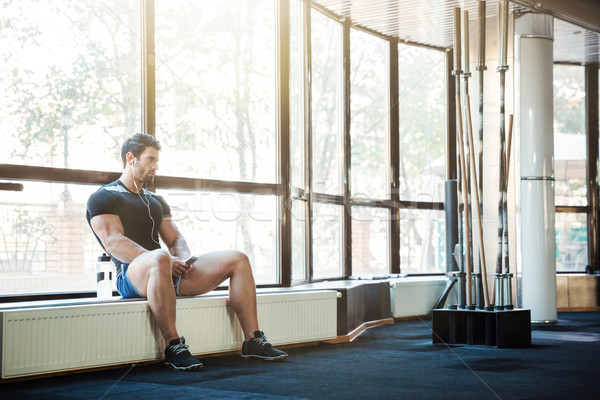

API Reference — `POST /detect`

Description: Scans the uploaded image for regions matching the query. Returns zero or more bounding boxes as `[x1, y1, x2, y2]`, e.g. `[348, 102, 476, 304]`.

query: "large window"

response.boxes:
[0, 0, 141, 295]
[153, 1, 279, 284]
[398, 44, 446, 274]
[160, 190, 277, 284]
[155, 0, 276, 183]
[554, 64, 588, 271]
[0, 182, 104, 295]
[350, 29, 388, 200]
[555, 212, 588, 271]
[351, 207, 389, 276]
[399, 209, 445, 274]
[309, 8, 344, 279]
[9, 4, 596, 299]
[290, 0, 308, 282]
[311, 9, 342, 196]
[554, 65, 586, 207]
[291, 199, 307, 281]
[312, 202, 343, 279]
[1, 2, 451, 296]
[290, 0, 305, 189]
[398, 44, 446, 203]
[0, 0, 142, 171]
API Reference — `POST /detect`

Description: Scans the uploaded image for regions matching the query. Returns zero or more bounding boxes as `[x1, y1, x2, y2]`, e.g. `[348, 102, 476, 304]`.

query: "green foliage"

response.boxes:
[554, 65, 585, 136]
[1, 0, 140, 168]
[398, 45, 446, 201]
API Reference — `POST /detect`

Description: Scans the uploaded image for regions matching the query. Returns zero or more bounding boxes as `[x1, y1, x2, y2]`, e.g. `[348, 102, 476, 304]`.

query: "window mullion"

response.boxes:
[389, 40, 400, 274]
[342, 17, 352, 278]
[585, 63, 599, 271]
[141, 0, 155, 136]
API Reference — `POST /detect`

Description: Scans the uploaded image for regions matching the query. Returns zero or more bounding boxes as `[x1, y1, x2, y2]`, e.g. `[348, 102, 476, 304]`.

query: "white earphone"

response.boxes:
[131, 155, 160, 246]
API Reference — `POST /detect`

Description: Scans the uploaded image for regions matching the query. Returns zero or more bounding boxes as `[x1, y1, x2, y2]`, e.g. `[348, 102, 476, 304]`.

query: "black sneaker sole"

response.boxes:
[163, 361, 204, 371]
[241, 353, 288, 361]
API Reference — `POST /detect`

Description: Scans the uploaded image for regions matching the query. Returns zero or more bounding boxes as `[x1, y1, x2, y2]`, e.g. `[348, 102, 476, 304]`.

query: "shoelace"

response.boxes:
[253, 335, 269, 346]
[170, 343, 190, 355]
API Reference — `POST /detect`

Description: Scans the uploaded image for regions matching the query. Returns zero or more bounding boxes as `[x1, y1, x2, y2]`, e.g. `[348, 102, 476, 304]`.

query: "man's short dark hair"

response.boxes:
[121, 133, 161, 167]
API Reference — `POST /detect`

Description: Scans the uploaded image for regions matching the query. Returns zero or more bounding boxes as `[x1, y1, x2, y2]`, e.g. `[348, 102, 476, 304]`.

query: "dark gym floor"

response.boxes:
[2, 312, 599, 399]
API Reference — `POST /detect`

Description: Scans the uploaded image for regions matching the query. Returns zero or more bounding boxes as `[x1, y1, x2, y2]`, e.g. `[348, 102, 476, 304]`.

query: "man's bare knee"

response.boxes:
[148, 249, 172, 277]
[230, 251, 252, 273]
[227, 250, 245, 264]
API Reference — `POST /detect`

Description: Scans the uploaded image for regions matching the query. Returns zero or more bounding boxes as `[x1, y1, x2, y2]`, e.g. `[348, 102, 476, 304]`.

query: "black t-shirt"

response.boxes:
[86, 180, 171, 273]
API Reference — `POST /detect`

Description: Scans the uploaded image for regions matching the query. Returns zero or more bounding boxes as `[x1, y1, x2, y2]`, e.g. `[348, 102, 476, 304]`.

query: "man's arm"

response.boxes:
[90, 214, 148, 263]
[159, 218, 193, 277]
[158, 218, 190, 258]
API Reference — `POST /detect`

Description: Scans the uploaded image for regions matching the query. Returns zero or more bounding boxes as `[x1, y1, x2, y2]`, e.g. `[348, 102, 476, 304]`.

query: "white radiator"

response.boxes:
[0, 290, 337, 379]
[390, 277, 450, 318]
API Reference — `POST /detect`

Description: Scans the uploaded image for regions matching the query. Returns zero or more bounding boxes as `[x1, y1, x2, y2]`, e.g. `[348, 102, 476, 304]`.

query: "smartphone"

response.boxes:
[184, 256, 198, 266]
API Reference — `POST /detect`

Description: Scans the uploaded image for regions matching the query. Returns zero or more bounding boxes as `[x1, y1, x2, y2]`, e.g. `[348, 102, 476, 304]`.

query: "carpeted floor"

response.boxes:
[2, 312, 600, 399]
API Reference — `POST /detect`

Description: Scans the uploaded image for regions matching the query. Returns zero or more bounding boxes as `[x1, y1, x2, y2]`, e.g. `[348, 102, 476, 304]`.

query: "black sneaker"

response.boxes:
[164, 337, 203, 371]
[241, 331, 288, 361]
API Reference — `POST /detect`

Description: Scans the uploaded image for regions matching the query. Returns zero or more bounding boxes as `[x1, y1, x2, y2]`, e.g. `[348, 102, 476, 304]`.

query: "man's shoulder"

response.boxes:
[88, 180, 126, 205]
[87, 180, 125, 219]
[100, 180, 129, 195]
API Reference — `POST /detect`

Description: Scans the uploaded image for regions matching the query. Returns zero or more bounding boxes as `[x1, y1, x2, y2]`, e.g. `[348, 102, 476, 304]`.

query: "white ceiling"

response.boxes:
[313, 0, 600, 64]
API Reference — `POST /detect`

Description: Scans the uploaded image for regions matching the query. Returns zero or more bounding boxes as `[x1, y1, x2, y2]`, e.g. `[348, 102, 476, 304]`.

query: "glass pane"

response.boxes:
[312, 203, 342, 279]
[555, 213, 588, 272]
[160, 190, 278, 284]
[399, 209, 445, 274]
[292, 199, 307, 281]
[0, 0, 142, 170]
[0, 182, 104, 295]
[351, 207, 389, 277]
[311, 9, 342, 195]
[398, 45, 446, 202]
[350, 29, 388, 200]
[290, 0, 305, 189]
[554, 65, 587, 206]
[155, 0, 276, 183]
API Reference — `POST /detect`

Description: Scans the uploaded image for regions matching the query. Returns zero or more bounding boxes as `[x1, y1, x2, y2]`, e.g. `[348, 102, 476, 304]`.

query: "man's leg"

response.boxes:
[178, 250, 288, 361]
[125, 249, 203, 371]
[177, 250, 259, 341]
[125, 249, 179, 343]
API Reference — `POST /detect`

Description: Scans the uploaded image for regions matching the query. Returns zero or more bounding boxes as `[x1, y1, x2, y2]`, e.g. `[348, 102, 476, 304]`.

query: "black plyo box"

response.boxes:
[432, 308, 531, 348]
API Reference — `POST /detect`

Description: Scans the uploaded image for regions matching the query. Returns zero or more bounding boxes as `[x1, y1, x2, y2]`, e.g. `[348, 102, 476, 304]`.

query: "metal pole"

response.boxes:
[504, 114, 514, 309]
[445, 49, 459, 308]
[476, 0, 487, 309]
[495, 0, 510, 310]
[461, 9, 474, 309]
[445, 180, 459, 274]
[453, 8, 466, 308]
[456, 93, 473, 309]
[466, 95, 491, 309]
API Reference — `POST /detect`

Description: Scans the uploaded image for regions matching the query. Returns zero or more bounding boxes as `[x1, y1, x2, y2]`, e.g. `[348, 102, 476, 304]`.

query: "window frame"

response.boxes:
[3, 2, 598, 303]
[553, 62, 600, 273]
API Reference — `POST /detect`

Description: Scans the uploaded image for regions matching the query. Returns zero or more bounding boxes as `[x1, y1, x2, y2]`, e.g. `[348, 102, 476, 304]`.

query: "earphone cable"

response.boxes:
[133, 178, 161, 247]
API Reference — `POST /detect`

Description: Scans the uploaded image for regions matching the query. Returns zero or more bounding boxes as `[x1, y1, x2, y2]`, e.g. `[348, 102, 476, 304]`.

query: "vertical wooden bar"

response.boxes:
[389, 40, 401, 274]
[278, 0, 292, 286]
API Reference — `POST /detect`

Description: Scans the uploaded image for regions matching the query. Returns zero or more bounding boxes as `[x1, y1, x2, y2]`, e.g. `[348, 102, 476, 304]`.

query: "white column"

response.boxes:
[515, 13, 557, 323]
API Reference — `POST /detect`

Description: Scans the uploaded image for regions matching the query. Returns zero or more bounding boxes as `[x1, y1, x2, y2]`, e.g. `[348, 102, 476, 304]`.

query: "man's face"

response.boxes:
[133, 147, 159, 186]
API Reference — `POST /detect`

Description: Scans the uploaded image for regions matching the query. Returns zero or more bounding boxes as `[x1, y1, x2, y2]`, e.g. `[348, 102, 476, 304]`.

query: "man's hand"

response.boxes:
[171, 257, 192, 278]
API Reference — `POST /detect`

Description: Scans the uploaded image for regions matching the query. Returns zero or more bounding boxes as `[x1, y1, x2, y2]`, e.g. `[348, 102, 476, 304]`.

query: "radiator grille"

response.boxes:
[1, 290, 337, 379]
